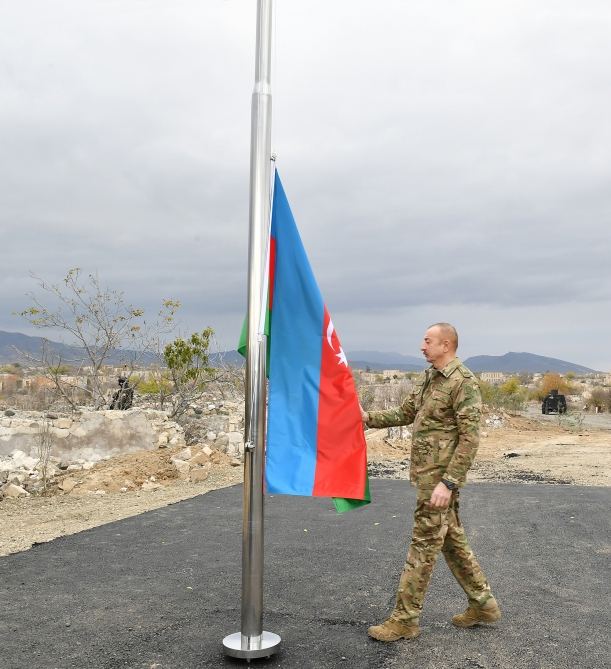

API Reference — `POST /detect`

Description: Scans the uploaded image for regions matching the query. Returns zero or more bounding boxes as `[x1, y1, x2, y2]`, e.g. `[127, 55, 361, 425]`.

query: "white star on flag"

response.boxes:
[336, 347, 348, 366]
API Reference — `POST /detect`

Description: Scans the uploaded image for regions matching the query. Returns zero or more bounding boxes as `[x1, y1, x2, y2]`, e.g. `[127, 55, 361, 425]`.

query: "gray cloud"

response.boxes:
[1, 1, 610, 369]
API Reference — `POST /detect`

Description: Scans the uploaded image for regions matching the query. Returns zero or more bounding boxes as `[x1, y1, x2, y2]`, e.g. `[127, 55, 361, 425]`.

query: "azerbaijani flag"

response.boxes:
[239, 171, 369, 512]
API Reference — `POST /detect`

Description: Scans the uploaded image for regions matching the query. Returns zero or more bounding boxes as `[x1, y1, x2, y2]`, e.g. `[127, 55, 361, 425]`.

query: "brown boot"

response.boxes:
[452, 597, 501, 628]
[367, 618, 421, 642]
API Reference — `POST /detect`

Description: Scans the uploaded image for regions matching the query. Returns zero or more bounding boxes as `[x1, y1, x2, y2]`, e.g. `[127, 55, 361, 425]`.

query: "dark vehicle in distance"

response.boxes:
[542, 389, 567, 415]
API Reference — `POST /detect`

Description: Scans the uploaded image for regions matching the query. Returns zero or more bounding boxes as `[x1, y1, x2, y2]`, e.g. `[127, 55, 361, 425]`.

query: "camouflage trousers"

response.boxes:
[392, 489, 493, 623]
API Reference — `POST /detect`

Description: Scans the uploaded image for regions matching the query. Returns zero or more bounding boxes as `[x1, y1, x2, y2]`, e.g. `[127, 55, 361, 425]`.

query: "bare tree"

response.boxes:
[35, 420, 53, 491]
[17, 268, 177, 410]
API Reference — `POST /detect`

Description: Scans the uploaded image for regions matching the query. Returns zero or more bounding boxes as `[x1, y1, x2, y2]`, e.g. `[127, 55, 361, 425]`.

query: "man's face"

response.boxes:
[421, 327, 449, 366]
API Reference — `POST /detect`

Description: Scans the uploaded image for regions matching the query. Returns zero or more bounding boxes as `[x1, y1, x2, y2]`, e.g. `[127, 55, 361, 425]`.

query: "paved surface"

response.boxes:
[1, 481, 609, 669]
[523, 404, 611, 430]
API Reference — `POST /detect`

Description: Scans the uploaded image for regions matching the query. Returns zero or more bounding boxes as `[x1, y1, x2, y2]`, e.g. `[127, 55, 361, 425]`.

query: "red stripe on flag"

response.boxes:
[268, 236, 276, 310]
[312, 307, 367, 499]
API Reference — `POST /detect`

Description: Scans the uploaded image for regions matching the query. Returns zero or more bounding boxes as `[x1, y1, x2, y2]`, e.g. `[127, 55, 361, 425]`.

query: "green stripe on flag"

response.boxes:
[237, 310, 271, 373]
[332, 474, 371, 513]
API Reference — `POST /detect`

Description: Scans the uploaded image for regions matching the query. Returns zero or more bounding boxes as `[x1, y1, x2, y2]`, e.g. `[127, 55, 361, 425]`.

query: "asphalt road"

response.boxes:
[523, 404, 611, 430]
[1, 481, 609, 669]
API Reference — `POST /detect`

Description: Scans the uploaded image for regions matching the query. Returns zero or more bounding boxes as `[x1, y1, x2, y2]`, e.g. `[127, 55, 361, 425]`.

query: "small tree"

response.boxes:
[534, 373, 574, 401]
[35, 420, 53, 491]
[480, 378, 528, 411]
[162, 328, 216, 418]
[498, 377, 529, 411]
[589, 387, 611, 413]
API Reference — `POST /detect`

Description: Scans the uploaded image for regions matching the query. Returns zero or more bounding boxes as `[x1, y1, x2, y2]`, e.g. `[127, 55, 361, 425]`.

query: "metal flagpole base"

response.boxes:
[223, 632, 281, 660]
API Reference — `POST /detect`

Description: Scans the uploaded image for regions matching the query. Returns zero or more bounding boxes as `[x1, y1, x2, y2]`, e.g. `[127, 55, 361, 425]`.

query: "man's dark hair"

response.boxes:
[429, 322, 458, 350]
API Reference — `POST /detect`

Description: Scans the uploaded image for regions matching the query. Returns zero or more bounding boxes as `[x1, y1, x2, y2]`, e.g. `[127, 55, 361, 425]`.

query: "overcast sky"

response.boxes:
[1, 1, 610, 370]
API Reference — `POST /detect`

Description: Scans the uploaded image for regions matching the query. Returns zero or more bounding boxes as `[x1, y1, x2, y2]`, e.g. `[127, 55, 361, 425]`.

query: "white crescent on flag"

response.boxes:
[326, 318, 348, 366]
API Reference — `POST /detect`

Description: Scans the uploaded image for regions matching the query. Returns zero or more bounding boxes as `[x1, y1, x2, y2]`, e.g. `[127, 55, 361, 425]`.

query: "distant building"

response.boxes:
[381, 369, 410, 383]
[356, 371, 378, 384]
[0, 373, 23, 393]
[479, 372, 506, 385]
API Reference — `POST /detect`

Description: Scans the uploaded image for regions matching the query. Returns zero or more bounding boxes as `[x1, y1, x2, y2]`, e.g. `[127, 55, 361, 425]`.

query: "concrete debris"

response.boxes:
[189, 452, 210, 466]
[485, 414, 504, 429]
[141, 481, 162, 491]
[2, 483, 30, 498]
[189, 466, 210, 483]
[171, 458, 191, 476]
[58, 478, 78, 493]
[0, 399, 244, 499]
[226, 432, 244, 458]
[176, 447, 192, 461]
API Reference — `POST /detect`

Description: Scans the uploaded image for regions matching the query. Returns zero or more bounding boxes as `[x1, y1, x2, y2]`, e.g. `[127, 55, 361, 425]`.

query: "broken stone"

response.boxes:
[55, 418, 72, 429]
[206, 431, 217, 441]
[141, 480, 162, 491]
[230, 458, 242, 467]
[2, 483, 30, 498]
[172, 458, 191, 475]
[10, 450, 38, 471]
[189, 452, 210, 466]
[215, 434, 229, 450]
[202, 445, 213, 457]
[158, 432, 169, 446]
[66, 464, 82, 472]
[58, 477, 78, 493]
[4, 410, 15, 417]
[176, 447, 192, 461]
[36, 463, 59, 478]
[226, 432, 244, 457]
[189, 466, 210, 483]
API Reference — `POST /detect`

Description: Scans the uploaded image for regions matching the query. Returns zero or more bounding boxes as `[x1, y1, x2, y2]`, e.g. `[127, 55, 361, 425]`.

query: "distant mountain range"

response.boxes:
[0, 330, 598, 373]
[348, 350, 426, 372]
[0, 330, 156, 366]
[462, 352, 597, 374]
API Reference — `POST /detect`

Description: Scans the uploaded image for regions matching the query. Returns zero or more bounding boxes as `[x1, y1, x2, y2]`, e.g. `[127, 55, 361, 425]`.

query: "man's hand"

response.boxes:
[359, 403, 368, 424]
[429, 482, 452, 509]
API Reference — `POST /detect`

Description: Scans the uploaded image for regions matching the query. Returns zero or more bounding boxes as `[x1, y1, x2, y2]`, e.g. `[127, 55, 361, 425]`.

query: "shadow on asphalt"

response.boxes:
[1, 481, 609, 669]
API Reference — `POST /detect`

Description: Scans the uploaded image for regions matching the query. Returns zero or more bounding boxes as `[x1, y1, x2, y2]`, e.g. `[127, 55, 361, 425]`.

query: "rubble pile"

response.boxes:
[175, 399, 245, 457]
[0, 399, 247, 501]
[0, 441, 240, 499]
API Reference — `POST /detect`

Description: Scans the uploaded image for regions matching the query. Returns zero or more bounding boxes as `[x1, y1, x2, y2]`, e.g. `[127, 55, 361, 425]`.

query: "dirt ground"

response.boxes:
[368, 411, 611, 486]
[1, 411, 609, 557]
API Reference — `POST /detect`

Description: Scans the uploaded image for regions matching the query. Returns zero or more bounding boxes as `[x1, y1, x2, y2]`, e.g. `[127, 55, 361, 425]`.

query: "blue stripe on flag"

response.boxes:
[266, 173, 324, 496]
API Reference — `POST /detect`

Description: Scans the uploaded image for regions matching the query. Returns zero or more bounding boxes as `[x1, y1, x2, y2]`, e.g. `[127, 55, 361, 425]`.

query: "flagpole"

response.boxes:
[223, 0, 281, 660]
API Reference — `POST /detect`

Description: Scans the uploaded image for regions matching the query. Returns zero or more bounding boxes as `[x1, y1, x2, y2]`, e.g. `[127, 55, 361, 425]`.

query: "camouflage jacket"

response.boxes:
[366, 358, 482, 489]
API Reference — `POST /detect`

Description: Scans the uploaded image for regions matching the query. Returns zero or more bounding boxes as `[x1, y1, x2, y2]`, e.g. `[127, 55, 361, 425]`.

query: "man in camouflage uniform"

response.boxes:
[363, 323, 501, 642]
